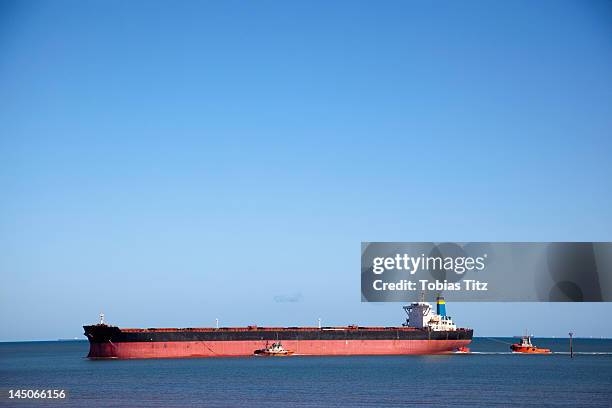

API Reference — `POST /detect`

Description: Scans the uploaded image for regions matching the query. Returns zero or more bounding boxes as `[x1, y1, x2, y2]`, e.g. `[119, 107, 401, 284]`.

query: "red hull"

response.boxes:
[510, 345, 551, 354]
[88, 339, 472, 359]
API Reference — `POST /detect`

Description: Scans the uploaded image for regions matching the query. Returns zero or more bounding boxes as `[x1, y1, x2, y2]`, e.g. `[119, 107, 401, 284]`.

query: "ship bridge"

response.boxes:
[403, 296, 457, 331]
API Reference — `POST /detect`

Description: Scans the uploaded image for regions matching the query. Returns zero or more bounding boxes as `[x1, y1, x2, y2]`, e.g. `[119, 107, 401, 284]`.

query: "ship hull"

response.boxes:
[87, 339, 472, 359]
[510, 345, 551, 354]
[84, 325, 473, 359]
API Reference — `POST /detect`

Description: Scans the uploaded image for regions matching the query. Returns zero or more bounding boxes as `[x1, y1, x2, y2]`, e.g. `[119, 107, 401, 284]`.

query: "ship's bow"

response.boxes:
[83, 324, 122, 359]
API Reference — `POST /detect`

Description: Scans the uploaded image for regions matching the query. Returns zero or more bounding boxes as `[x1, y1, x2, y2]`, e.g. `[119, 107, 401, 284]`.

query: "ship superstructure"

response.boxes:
[404, 296, 457, 331]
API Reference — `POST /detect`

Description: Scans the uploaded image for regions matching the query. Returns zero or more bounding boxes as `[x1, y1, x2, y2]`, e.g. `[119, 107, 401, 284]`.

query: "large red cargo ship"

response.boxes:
[84, 297, 472, 359]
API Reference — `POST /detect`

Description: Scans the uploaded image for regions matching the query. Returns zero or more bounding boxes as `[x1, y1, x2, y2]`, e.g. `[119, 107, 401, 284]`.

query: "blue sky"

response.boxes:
[1, 0, 612, 341]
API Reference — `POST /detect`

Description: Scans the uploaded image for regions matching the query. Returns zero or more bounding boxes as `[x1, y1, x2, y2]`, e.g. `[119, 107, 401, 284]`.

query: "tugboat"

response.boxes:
[454, 346, 470, 354]
[510, 335, 551, 354]
[254, 342, 294, 356]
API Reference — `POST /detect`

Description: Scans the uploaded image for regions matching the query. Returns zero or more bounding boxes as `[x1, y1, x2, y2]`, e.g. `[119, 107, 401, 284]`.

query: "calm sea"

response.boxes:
[1, 338, 611, 407]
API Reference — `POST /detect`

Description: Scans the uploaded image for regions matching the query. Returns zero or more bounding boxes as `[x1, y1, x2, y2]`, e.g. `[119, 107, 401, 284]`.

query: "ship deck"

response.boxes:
[118, 326, 473, 333]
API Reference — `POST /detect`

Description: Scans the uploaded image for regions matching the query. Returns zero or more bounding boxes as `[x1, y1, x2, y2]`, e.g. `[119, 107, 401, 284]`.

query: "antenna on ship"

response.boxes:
[318, 318, 322, 329]
[99, 313, 105, 325]
[215, 318, 219, 329]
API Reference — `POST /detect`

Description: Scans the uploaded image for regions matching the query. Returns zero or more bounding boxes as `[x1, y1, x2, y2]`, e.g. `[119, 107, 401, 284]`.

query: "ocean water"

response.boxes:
[1, 338, 611, 407]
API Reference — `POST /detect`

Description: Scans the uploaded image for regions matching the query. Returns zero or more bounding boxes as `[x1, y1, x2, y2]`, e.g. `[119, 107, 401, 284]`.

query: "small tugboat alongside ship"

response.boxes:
[254, 342, 294, 356]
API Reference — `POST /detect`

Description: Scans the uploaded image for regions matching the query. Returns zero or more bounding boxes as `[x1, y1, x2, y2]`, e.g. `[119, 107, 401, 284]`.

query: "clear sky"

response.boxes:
[1, 1, 611, 341]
